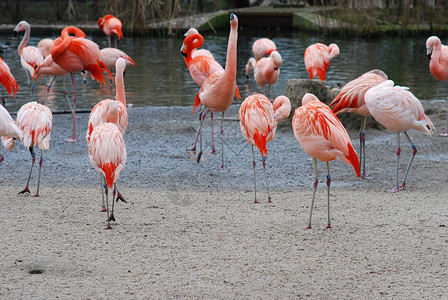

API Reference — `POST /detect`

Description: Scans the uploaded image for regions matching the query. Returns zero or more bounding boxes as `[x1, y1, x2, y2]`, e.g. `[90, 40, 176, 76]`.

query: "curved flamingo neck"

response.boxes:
[183, 33, 204, 64]
[18, 23, 31, 58]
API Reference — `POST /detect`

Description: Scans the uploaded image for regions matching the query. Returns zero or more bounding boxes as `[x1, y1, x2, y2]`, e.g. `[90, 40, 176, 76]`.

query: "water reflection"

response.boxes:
[0, 29, 447, 113]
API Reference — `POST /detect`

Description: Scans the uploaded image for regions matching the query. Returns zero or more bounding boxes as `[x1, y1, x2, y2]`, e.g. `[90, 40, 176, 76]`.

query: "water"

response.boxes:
[1, 28, 447, 113]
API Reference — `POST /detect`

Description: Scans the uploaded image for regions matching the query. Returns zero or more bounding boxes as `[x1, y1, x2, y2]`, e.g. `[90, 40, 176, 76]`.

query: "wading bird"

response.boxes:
[304, 43, 339, 82]
[239, 94, 291, 203]
[365, 80, 435, 192]
[245, 50, 282, 96]
[252, 38, 277, 61]
[329, 69, 388, 178]
[292, 93, 359, 229]
[194, 13, 240, 167]
[183, 28, 214, 59]
[98, 14, 123, 48]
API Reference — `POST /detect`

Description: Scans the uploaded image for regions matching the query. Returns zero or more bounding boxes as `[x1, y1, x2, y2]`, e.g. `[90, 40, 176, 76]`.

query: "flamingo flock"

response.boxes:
[0, 13, 444, 230]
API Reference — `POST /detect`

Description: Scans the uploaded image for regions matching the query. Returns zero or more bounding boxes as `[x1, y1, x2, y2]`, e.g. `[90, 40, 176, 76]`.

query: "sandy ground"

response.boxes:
[0, 103, 447, 298]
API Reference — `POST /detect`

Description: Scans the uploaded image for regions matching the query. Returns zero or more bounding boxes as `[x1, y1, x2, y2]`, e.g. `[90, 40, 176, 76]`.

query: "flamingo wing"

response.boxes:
[87, 100, 128, 143]
[16, 102, 52, 150]
[0, 58, 19, 97]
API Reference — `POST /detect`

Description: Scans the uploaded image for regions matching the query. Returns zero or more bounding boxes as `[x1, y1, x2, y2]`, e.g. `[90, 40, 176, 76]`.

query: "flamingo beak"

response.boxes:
[426, 48, 432, 60]
[13, 30, 18, 38]
[181, 51, 188, 58]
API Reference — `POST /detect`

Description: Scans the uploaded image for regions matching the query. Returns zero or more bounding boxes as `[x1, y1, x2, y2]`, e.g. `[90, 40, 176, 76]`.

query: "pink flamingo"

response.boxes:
[0, 105, 22, 163]
[329, 69, 388, 178]
[7, 102, 52, 197]
[37, 38, 54, 58]
[0, 57, 19, 105]
[87, 58, 128, 211]
[98, 14, 123, 48]
[304, 43, 340, 81]
[239, 94, 291, 203]
[89, 121, 126, 229]
[365, 80, 435, 192]
[252, 38, 277, 61]
[48, 26, 112, 142]
[183, 28, 214, 59]
[194, 13, 240, 167]
[292, 93, 359, 229]
[247, 50, 282, 96]
[100, 48, 135, 71]
[426, 35, 448, 136]
[13, 21, 44, 91]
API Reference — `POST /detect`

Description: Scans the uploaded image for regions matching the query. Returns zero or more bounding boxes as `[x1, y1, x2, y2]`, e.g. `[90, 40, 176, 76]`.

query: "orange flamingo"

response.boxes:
[365, 80, 435, 192]
[239, 94, 291, 203]
[8, 102, 52, 197]
[98, 14, 123, 48]
[48, 26, 112, 142]
[13, 21, 44, 91]
[87, 58, 128, 211]
[292, 93, 359, 229]
[252, 38, 277, 61]
[426, 35, 448, 136]
[183, 28, 214, 59]
[0, 105, 22, 163]
[0, 57, 19, 105]
[329, 69, 388, 178]
[247, 50, 282, 96]
[88, 119, 127, 229]
[194, 13, 240, 167]
[304, 43, 340, 81]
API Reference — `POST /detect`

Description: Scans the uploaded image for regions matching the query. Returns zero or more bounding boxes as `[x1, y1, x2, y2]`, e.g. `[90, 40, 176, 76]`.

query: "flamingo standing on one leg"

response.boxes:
[239, 94, 291, 203]
[48, 26, 112, 142]
[0, 57, 19, 106]
[88, 120, 126, 229]
[426, 36, 448, 136]
[13, 21, 44, 92]
[304, 43, 340, 82]
[329, 69, 388, 178]
[98, 14, 123, 48]
[252, 38, 277, 61]
[0, 105, 22, 163]
[195, 13, 241, 167]
[365, 80, 435, 192]
[87, 58, 128, 212]
[5, 102, 52, 197]
[292, 93, 359, 229]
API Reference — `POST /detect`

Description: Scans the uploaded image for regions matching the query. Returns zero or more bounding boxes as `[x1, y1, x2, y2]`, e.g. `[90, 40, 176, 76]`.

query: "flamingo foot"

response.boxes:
[32, 193, 40, 197]
[326, 224, 332, 229]
[267, 197, 272, 203]
[65, 136, 77, 142]
[360, 174, 374, 180]
[0, 154, 4, 163]
[18, 187, 31, 194]
[210, 148, 216, 154]
[254, 199, 260, 203]
[104, 225, 113, 230]
[438, 130, 448, 137]
[101, 206, 107, 212]
[220, 165, 227, 169]
[388, 184, 406, 193]
[108, 212, 115, 222]
[197, 151, 202, 163]
[116, 192, 126, 203]
[305, 225, 312, 230]
[186, 146, 196, 151]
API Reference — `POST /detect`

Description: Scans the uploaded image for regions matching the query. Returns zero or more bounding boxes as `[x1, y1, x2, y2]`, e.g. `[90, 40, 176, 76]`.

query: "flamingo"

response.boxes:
[0, 105, 22, 163]
[365, 80, 435, 192]
[426, 36, 448, 136]
[194, 13, 240, 167]
[13, 21, 44, 91]
[89, 121, 126, 229]
[98, 14, 123, 48]
[329, 69, 388, 178]
[47, 26, 112, 142]
[100, 48, 135, 71]
[0, 57, 19, 106]
[250, 50, 282, 96]
[292, 93, 359, 229]
[304, 43, 340, 81]
[183, 28, 214, 59]
[87, 58, 128, 211]
[239, 94, 291, 203]
[252, 38, 277, 61]
[6, 102, 52, 197]
[37, 38, 53, 58]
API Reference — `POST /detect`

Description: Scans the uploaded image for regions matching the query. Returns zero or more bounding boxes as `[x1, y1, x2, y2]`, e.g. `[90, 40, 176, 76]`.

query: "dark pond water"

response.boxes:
[1, 28, 447, 113]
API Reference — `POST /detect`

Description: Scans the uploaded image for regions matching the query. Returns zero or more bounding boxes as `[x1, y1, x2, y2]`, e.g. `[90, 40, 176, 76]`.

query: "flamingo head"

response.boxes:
[184, 28, 199, 38]
[328, 43, 340, 59]
[270, 51, 282, 69]
[13, 20, 29, 36]
[426, 36, 440, 59]
[230, 13, 238, 29]
[367, 69, 388, 80]
[301, 93, 320, 106]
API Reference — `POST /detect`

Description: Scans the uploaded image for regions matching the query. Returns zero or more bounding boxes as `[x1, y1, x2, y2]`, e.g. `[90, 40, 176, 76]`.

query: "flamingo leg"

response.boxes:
[19, 147, 35, 194]
[262, 156, 272, 203]
[220, 112, 225, 169]
[359, 116, 372, 179]
[326, 162, 331, 229]
[0, 153, 4, 163]
[33, 149, 43, 197]
[61, 75, 73, 111]
[108, 36, 111, 48]
[196, 107, 207, 163]
[100, 174, 107, 212]
[114, 182, 126, 202]
[104, 178, 112, 229]
[251, 145, 259, 204]
[399, 131, 417, 191]
[66, 72, 77, 142]
[439, 98, 448, 136]
[210, 110, 216, 153]
[307, 158, 319, 229]
[109, 187, 116, 222]
[389, 132, 401, 193]
[187, 109, 207, 151]
[45, 75, 57, 105]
